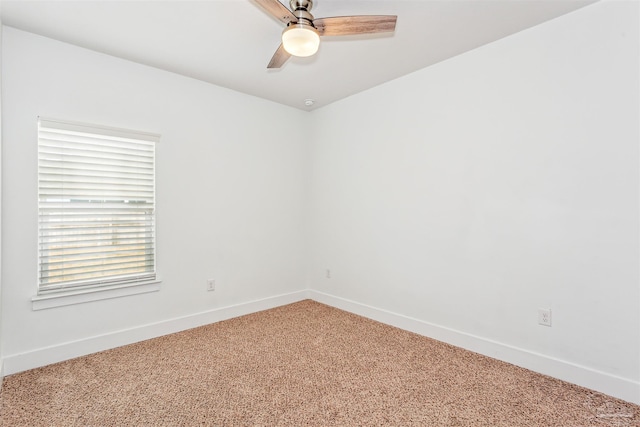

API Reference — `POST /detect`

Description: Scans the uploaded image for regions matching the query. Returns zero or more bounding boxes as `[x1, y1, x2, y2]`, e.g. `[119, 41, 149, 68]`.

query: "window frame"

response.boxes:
[35, 117, 160, 307]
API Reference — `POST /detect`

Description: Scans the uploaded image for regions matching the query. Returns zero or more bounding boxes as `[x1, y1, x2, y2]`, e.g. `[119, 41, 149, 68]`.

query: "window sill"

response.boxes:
[31, 280, 161, 311]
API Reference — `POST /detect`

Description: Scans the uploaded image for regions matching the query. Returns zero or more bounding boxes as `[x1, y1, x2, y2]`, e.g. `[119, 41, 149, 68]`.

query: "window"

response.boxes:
[37, 118, 159, 295]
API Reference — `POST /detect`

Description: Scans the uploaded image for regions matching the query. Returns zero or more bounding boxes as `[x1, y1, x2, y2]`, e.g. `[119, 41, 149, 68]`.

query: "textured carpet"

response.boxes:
[0, 300, 638, 426]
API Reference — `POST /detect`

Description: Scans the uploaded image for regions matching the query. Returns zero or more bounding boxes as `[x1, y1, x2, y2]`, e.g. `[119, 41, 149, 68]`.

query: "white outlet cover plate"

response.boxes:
[538, 308, 552, 327]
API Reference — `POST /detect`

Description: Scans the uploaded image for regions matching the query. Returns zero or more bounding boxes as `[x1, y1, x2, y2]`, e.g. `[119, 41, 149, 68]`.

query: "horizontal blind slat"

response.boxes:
[39, 273, 156, 293]
[39, 173, 154, 184]
[40, 243, 154, 251]
[42, 259, 155, 275]
[41, 267, 156, 286]
[42, 248, 154, 263]
[39, 232, 154, 242]
[39, 134, 155, 153]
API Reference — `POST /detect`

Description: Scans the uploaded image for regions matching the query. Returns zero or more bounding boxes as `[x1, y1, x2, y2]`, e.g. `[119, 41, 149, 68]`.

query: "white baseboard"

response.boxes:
[3, 290, 310, 376]
[309, 290, 640, 405]
[3, 288, 638, 405]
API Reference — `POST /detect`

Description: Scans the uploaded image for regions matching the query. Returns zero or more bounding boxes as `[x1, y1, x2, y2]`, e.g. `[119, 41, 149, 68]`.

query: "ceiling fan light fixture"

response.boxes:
[282, 24, 320, 57]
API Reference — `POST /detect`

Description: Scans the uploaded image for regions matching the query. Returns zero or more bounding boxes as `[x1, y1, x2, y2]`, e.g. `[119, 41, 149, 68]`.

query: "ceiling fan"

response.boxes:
[253, 0, 397, 68]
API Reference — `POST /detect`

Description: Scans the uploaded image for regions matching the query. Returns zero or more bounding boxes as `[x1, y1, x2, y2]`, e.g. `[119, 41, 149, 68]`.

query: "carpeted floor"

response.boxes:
[0, 300, 638, 426]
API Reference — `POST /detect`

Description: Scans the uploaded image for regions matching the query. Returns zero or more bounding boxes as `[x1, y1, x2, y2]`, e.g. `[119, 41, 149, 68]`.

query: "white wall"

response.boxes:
[308, 0, 639, 403]
[1, 27, 310, 366]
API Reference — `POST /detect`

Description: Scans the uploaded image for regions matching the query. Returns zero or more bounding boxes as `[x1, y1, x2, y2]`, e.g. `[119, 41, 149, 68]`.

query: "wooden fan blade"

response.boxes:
[314, 15, 397, 36]
[253, 0, 297, 25]
[267, 43, 291, 69]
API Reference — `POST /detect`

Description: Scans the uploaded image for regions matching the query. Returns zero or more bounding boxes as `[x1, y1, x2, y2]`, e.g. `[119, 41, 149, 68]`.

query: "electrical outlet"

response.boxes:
[538, 308, 552, 327]
[207, 279, 215, 292]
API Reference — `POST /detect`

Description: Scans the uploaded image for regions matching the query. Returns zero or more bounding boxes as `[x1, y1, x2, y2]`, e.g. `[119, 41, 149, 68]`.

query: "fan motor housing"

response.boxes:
[289, 1, 314, 26]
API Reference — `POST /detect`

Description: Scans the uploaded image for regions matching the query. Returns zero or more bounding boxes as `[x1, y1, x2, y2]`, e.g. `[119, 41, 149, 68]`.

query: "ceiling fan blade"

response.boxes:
[267, 43, 291, 69]
[253, 0, 297, 25]
[314, 15, 397, 36]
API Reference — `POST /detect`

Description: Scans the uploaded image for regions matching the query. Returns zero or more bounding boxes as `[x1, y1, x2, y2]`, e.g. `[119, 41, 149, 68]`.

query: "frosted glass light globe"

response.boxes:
[282, 25, 320, 57]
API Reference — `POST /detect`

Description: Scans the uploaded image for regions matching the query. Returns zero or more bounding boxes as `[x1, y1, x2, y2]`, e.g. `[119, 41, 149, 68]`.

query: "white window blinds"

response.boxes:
[38, 118, 159, 294]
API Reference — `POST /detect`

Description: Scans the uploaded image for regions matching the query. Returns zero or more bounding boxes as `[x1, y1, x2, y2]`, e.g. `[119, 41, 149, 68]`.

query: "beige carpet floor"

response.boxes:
[0, 300, 638, 426]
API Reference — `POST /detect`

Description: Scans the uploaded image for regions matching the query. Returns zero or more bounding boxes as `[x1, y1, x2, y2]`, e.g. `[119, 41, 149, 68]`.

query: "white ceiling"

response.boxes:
[1, 0, 597, 111]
